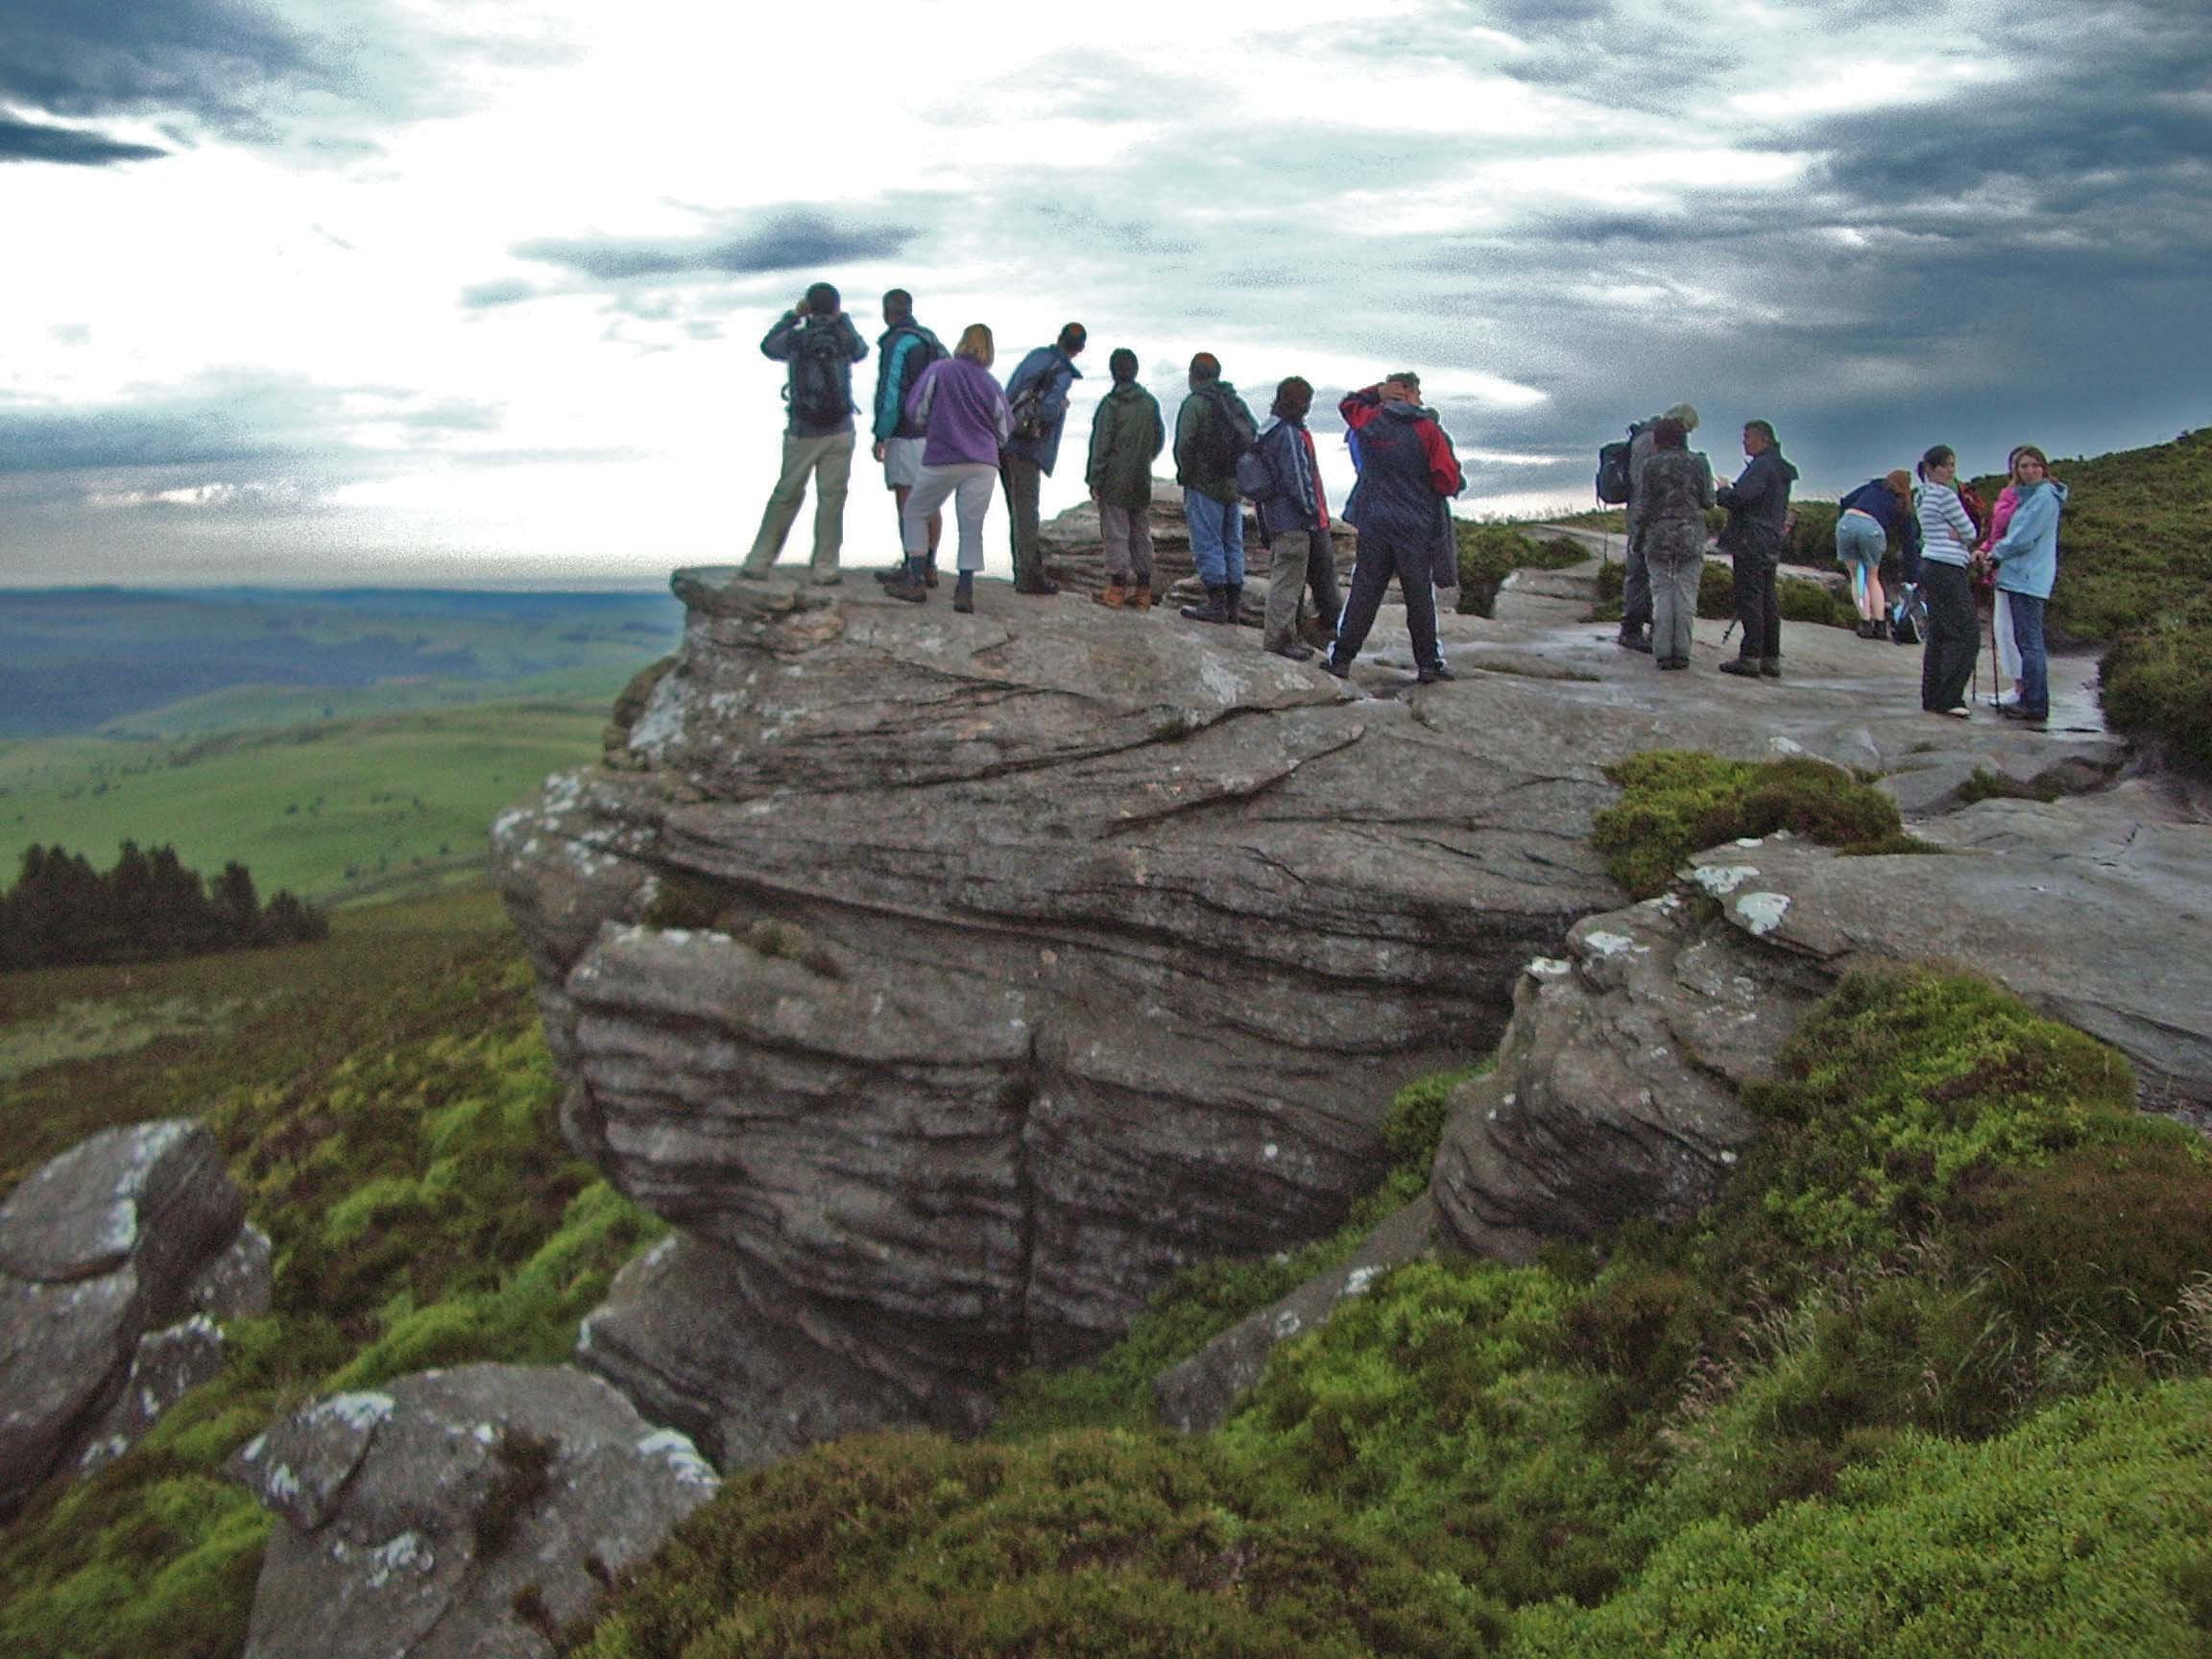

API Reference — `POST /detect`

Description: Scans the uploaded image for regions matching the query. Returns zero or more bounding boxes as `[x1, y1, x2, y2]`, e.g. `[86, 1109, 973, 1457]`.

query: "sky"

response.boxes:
[2, 0, 2207, 588]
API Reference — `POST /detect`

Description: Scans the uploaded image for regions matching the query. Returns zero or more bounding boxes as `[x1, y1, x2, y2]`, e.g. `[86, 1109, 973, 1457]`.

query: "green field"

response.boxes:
[0, 700, 612, 905]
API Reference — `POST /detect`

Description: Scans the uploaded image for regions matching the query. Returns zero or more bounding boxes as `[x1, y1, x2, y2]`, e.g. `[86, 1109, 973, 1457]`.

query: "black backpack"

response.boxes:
[785, 323, 853, 427]
[1595, 422, 1640, 504]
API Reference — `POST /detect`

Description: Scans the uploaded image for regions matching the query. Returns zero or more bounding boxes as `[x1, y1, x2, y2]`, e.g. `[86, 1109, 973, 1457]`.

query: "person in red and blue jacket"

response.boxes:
[1327, 373, 1464, 684]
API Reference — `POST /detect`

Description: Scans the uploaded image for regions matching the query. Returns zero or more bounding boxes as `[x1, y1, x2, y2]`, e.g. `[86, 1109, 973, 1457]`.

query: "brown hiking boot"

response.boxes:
[1129, 583, 1154, 611]
[1094, 583, 1126, 609]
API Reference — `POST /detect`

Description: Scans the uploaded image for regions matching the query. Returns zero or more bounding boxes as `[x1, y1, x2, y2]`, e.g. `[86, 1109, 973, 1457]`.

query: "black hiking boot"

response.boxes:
[1180, 586, 1231, 624]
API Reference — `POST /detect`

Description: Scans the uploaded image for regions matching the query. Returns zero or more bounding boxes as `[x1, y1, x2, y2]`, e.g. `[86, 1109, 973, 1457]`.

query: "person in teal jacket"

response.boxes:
[1984, 445, 2067, 724]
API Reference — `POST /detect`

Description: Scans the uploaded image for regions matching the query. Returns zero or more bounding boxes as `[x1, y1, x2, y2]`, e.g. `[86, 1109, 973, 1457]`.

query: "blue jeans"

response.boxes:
[2007, 589, 2049, 715]
[1185, 490, 1245, 588]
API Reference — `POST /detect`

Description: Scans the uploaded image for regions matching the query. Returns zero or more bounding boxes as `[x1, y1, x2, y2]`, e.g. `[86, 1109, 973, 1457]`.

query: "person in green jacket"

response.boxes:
[1085, 349, 1166, 610]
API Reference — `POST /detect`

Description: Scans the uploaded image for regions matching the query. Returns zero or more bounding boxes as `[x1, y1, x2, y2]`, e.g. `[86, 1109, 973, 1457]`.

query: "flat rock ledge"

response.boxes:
[0, 1119, 267, 1517]
[498, 535, 2166, 1460]
[231, 1364, 717, 1659]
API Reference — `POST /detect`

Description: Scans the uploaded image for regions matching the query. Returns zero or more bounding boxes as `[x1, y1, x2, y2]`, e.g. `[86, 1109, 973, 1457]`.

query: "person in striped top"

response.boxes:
[1915, 445, 1981, 716]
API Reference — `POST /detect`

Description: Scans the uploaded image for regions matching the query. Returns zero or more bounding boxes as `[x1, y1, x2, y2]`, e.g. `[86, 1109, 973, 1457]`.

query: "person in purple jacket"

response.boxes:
[890, 324, 1012, 613]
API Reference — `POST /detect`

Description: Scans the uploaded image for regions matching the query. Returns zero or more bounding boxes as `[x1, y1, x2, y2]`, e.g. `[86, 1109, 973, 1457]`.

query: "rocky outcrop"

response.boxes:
[501, 506, 2176, 1457]
[499, 568, 1653, 1445]
[231, 1364, 716, 1659]
[1435, 781, 2212, 1260]
[0, 1119, 264, 1516]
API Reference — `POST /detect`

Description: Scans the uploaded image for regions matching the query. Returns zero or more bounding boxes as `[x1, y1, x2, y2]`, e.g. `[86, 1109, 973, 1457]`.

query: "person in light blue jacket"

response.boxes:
[1984, 444, 2067, 724]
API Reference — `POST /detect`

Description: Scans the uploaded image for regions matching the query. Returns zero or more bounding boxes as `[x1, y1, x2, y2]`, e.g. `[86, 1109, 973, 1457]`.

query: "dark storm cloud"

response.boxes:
[514, 210, 919, 284]
[0, 114, 167, 165]
[0, 0, 322, 133]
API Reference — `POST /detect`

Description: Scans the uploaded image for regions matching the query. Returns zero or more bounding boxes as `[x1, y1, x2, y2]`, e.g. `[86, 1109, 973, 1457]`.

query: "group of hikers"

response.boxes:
[733, 281, 1464, 680]
[1616, 403, 2068, 722]
[739, 283, 2066, 713]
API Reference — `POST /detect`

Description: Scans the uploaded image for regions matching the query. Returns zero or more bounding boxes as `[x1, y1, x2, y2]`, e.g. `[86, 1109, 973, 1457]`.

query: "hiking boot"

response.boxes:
[952, 577, 975, 614]
[1013, 576, 1058, 595]
[1999, 703, 2049, 723]
[1180, 586, 1231, 624]
[809, 570, 843, 587]
[883, 573, 928, 604]
[925, 564, 940, 589]
[1658, 657, 1690, 670]
[1319, 657, 1350, 679]
[1617, 626, 1649, 651]
[1094, 583, 1127, 610]
[1717, 658, 1761, 679]
[1223, 583, 1246, 625]
[1760, 658, 1781, 678]
[1266, 638, 1315, 661]
[1129, 583, 1154, 612]
[1419, 661, 1456, 683]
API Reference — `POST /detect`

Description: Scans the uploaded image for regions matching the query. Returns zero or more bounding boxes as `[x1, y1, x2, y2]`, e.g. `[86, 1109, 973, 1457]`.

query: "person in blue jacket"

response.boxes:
[1984, 445, 2067, 724]
[1834, 469, 1918, 638]
[998, 324, 1086, 594]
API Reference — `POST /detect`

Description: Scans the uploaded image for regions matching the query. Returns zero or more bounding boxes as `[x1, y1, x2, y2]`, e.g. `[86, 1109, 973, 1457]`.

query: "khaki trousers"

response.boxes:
[742, 431, 855, 578]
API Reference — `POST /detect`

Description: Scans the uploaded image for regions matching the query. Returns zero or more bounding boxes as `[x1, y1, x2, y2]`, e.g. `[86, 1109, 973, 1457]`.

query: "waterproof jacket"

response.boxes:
[1174, 381, 1257, 504]
[872, 321, 945, 443]
[1839, 477, 1914, 539]
[1627, 448, 1714, 565]
[1254, 414, 1331, 537]
[761, 310, 869, 438]
[1085, 381, 1166, 510]
[904, 356, 1011, 469]
[1000, 346, 1083, 474]
[1988, 478, 2067, 599]
[1336, 393, 1463, 544]
[1716, 445, 1799, 558]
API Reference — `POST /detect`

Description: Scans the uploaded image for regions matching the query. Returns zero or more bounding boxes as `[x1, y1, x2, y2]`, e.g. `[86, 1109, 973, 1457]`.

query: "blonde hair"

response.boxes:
[954, 324, 994, 367]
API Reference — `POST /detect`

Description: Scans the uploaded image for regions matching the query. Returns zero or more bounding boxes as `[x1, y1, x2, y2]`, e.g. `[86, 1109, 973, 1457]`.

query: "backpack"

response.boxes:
[1235, 447, 1277, 502]
[1198, 387, 1258, 471]
[1007, 357, 1061, 444]
[785, 323, 853, 427]
[1595, 422, 1640, 505]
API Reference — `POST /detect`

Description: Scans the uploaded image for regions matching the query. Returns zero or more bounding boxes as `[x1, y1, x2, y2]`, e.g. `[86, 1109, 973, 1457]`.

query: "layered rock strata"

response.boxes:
[498, 571, 1628, 1451]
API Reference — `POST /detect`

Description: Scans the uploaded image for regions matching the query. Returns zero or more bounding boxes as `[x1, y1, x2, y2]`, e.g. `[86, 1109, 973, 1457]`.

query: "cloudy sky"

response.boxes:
[3, 0, 2206, 588]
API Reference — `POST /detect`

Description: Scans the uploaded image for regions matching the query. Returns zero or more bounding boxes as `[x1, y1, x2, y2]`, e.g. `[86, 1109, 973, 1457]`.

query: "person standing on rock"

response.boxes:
[890, 324, 1012, 613]
[1252, 375, 1339, 661]
[999, 324, 1087, 594]
[1625, 416, 1713, 671]
[1914, 444, 1982, 717]
[1084, 348, 1166, 612]
[737, 283, 872, 585]
[1174, 353, 1259, 625]
[870, 289, 947, 590]
[1324, 373, 1464, 684]
[1621, 401, 1701, 653]
[1713, 420, 1798, 681]
[1984, 445, 2066, 725]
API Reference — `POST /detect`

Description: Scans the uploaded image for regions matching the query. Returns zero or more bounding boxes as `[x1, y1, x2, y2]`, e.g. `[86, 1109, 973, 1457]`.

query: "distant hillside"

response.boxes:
[0, 701, 613, 904]
[0, 588, 681, 738]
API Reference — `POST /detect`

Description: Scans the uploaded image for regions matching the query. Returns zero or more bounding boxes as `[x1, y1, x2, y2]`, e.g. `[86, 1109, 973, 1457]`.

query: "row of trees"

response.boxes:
[0, 842, 326, 971]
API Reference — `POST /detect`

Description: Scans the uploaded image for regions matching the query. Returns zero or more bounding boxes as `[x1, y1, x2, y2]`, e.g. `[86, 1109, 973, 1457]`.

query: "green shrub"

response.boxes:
[1780, 499, 1840, 566]
[1453, 524, 1593, 618]
[1729, 965, 2144, 1262]
[1958, 765, 2068, 805]
[2101, 598, 2212, 773]
[1220, 1260, 1635, 1608]
[1590, 751, 1907, 898]
[1517, 1379, 2212, 1659]
[1958, 1132, 2212, 1362]
[569, 1429, 1506, 1659]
